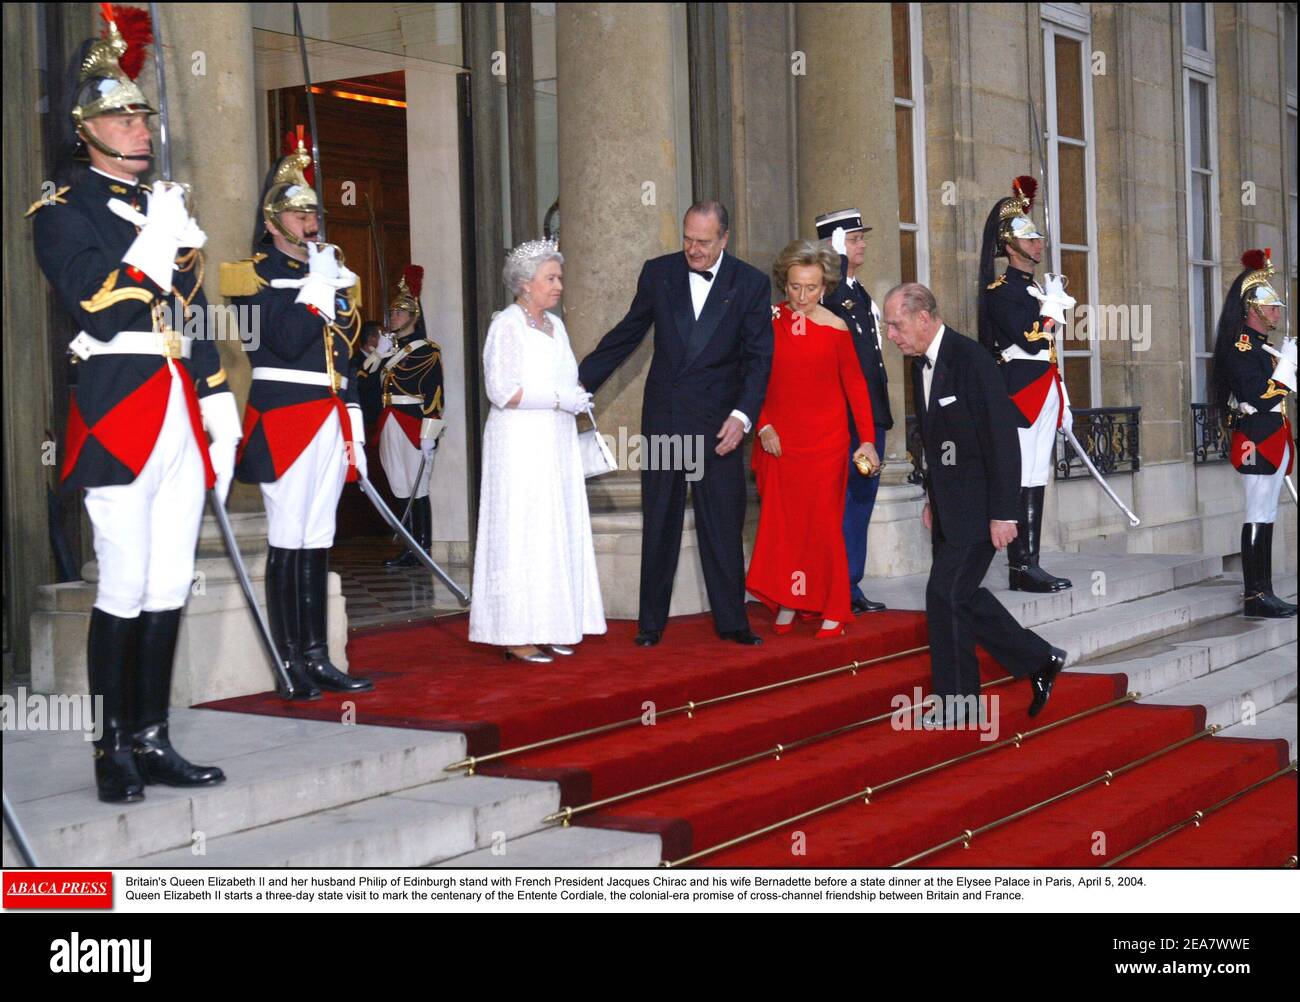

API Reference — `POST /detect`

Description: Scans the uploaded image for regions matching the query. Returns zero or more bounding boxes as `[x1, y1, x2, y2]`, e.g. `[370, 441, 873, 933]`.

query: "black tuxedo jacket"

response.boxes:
[911, 325, 1022, 544]
[578, 251, 773, 436]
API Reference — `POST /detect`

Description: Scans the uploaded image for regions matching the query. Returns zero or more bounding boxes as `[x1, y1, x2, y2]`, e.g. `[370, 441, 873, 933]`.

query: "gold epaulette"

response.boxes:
[219, 254, 268, 298]
[1235, 333, 1253, 352]
[24, 186, 71, 218]
[986, 274, 1007, 291]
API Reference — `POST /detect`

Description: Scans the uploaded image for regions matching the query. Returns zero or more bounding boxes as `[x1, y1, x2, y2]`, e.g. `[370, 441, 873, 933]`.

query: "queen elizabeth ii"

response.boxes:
[468, 239, 607, 662]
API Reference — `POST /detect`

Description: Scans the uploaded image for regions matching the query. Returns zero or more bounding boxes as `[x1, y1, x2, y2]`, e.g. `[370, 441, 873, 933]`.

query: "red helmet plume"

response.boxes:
[99, 4, 153, 81]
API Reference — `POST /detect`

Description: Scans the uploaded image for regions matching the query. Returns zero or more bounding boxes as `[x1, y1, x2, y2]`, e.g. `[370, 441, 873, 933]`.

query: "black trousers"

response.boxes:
[639, 439, 749, 634]
[926, 535, 1051, 699]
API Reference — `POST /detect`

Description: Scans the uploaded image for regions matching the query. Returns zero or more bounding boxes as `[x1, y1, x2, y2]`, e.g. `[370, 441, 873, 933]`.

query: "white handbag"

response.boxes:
[578, 406, 617, 478]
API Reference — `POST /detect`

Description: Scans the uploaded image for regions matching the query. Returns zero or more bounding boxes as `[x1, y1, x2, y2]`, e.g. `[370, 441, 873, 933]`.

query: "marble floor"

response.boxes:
[331, 539, 469, 631]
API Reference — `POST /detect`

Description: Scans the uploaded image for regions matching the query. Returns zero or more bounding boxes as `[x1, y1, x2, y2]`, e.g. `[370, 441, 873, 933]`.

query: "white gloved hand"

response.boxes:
[1262, 337, 1298, 393]
[376, 333, 394, 356]
[1027, 272, 1077, 326]
[1057, 370, 1073, 430]
[558, 384, 594, 416]
[198, 392, 242, 504]
[830, 226, 847, 257]
[420, 437, 437, 458]
[270, 242, 358, 322]
[117, 182, 207, 291]
[344, 403, 368, 477]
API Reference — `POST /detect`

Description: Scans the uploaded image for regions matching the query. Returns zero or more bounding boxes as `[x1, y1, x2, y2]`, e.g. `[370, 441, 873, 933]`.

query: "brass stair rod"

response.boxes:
[894, 724, 1220, 867]
[544, 675, 1017, 825]
[444, 643, 933, 775]
[1101, 759, 1298, 868]
[662, 692, 1139, 868]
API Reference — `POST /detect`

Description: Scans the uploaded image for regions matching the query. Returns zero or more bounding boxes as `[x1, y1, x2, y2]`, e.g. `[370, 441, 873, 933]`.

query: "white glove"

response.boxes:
[830, 226, 847, 257]
[1057, 370, 1073, 430]
[558, 384, 594, 416]
[198, 392, 242, 504]
[1027, 272, 1076, 326]
[1263, 338, 1298, 393]
[270, 242, 358, 322]
[115, 182, 207, 291]
[344, 403, 367, 477]
[420, 437, 437, 458]
[376, 333, 394, 355]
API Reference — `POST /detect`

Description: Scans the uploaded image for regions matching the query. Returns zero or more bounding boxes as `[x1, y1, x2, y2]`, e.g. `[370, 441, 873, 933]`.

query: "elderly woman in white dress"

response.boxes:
[469, 240, 607, 662]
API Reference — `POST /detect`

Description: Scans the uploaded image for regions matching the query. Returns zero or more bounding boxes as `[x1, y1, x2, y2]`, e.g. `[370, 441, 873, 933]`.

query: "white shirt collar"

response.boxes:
[690, 249, 724, 277]
[924, 324, 946, 366]
[91, 165, 139, 186]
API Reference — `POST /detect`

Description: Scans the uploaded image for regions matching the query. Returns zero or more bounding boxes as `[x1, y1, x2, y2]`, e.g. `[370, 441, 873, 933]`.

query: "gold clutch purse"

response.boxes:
[854, 453, 883, 478]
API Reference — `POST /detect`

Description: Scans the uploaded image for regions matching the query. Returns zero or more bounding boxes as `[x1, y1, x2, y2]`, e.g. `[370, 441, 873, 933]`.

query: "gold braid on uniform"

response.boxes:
[171, 248, 205, 309]
[384, 342, 443, 415]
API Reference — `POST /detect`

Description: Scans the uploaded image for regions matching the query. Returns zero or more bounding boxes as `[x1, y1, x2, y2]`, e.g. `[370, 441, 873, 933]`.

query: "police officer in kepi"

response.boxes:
[29, 7, 238, 803]
[1211, 249, 1296, 619]
[816, 209, 892, 614]
[220, 130, 376, 698]
[977, 176, 1076, 593]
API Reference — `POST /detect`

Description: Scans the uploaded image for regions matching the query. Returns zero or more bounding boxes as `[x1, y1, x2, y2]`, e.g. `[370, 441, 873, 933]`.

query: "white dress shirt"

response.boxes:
[922, 324, 946, 407]
[688, 251, 751, 433]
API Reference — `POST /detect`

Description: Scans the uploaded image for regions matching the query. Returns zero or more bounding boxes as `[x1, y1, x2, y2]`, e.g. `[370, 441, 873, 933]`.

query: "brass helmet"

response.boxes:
[389, 265, 424, 324]
[71, 6, 157, 162]
[996, 175, 1043, 250]
[261, 128, 321, 248]
[1240, 248, 1287, 311]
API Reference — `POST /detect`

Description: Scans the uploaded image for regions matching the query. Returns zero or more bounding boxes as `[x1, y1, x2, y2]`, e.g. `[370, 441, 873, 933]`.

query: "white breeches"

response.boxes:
[84, 366, 205, 618]
[380, 418, 430, 498]
[1243, 442, 1291, 523]
[260, 410, 348, 549]
[1018, 385, 1061, 487]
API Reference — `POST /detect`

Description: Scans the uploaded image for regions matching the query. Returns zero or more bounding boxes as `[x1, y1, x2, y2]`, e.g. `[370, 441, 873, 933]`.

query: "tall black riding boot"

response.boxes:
[1259, 523, 1298, 616]
[416, 494, 433, 555]
[87, 608, 145, 803]
[385, 496, 419, 567]
[300, 547, 375, 691]
[1009, 487, 1068, 592]
[266, 545, 320, 700]
[1245, 523, 1297, 618]
[131, 608, 226, 786]
[1026, 485, 1071, 591]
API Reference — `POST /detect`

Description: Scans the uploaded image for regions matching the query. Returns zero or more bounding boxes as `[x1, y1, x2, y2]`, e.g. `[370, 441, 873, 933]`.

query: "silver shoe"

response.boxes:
[504, 649, 553, 664]
[544, 644, 575, 656]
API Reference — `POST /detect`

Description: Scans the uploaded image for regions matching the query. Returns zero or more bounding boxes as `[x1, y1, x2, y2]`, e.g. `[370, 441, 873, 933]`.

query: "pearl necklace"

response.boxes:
[519, 302, 553, 335]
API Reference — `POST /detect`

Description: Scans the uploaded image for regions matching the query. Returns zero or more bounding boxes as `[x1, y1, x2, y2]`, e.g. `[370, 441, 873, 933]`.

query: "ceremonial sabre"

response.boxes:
[1287, 476, 1298, 504]
[3, 790, 40, 867]
[1058, 423, 1142, 527]
[292, 2, 326, 239]
[146, 3, 293, 694]
[393, 452, 428, 540]
[359, 475, 471, 606]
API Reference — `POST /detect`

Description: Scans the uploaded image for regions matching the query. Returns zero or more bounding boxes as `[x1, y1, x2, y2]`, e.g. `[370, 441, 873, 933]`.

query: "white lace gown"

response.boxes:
[468, 304, 607, 646]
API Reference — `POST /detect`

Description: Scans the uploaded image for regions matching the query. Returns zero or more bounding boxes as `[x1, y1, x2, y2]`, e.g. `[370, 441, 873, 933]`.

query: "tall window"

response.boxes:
[1286, 3, 1297, 317]
[892, 2, 927, 420]
[1182, 3, 1219, 401]
[1042, 5, 1099, 409]
[892, 3, 928, 286]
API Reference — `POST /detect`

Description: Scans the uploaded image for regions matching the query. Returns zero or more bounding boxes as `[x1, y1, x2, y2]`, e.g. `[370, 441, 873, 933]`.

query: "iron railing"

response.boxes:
[1191, 402, 1232, 464]
[1055, 406, 1141, 480]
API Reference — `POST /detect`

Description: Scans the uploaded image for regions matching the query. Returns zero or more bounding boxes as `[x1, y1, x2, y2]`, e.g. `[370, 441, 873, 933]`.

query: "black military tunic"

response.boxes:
[980, 266, 1058, 428]
[1224, 326, 1293, 476]
[822, 253, 892, 436]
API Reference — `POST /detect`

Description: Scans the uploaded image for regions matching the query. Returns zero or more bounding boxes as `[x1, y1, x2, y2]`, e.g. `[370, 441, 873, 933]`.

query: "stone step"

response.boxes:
[1144, 644, 1298, 730]
[436, 824, 662, 868]
[861, 553, 1222, 632]
[1038, 575, 1295, 664]
[1067, 611, 1297, 699]
[130, 775, 558, 868]
[1217, 702, 1298, 760]
[1, 709, 467, 867]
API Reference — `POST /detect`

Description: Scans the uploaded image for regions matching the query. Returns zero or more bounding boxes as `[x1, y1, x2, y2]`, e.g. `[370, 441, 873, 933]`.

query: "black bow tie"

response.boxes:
[914, 355, 932, 369]
[690, 269, 714, 282]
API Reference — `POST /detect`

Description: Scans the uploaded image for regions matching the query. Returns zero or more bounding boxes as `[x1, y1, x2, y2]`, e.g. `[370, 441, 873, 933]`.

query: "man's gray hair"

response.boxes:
[503, 238, 564, 296]
[884, 281, 939, 318]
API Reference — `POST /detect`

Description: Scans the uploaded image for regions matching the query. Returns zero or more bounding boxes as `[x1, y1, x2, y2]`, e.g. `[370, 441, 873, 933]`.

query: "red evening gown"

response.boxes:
[746, 302, 875, 624]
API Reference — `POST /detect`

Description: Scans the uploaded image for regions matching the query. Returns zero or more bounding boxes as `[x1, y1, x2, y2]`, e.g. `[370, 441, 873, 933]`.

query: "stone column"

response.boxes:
[152, 2, 262, 509]
[556, 3, 704, 616]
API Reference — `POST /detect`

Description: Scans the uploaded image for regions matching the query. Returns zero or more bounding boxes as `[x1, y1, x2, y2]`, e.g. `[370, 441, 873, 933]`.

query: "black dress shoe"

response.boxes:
[720, 629, 763, 646]
[634, 629, 662, 647]
[1027, 647, 1068, 718]
[1009, 564, 1071, 593]
[851, 596, 886, 613]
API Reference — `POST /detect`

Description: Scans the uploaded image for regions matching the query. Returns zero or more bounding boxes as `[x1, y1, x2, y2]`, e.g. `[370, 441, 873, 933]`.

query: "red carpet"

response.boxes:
[200, 606, 1298, 867]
